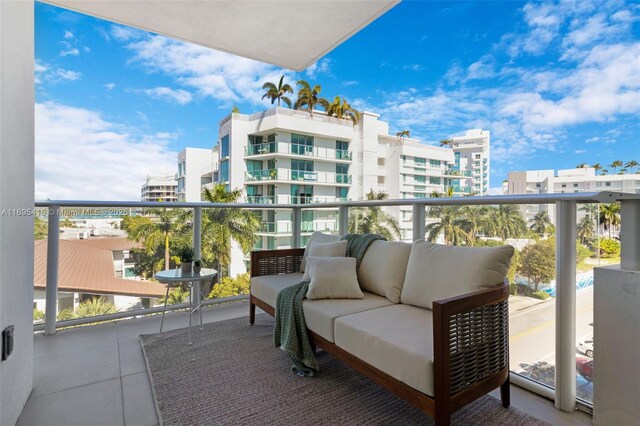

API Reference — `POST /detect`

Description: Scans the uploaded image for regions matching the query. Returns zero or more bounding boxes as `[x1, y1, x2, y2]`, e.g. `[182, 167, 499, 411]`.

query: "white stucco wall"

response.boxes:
[0, 1, 35, 424]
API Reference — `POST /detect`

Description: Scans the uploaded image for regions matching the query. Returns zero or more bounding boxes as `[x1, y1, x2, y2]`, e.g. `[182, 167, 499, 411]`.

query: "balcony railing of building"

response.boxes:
[247, 195, 347, 205]
[34, 192, 640, 417]
[245, 141, 352, 162]
[245, 169, 352, 185]
[258, 221, 338, 235]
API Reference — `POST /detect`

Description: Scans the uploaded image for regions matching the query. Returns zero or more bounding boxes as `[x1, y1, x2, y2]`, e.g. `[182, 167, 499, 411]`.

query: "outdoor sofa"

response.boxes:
[249, 233, 513, 426]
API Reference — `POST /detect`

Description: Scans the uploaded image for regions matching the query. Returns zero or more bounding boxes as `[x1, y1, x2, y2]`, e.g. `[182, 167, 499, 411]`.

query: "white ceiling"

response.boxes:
[43, 0, 400, 71]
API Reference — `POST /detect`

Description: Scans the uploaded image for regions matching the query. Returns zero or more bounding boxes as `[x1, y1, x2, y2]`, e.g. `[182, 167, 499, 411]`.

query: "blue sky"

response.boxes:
[35, 0, 640, 200]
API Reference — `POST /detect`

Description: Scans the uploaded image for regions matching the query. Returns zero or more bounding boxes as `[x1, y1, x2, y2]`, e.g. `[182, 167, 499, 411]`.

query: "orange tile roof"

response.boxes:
[34, 238, 167, 298]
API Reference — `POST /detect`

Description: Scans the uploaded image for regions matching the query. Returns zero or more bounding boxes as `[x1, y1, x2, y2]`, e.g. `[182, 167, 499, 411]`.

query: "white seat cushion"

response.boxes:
[250, 272, 304, 307]
[401, 240, 514, 309]
[358, 240, 411, 303]
[302, 292, 391, 342]
[334, 305, 435, 396]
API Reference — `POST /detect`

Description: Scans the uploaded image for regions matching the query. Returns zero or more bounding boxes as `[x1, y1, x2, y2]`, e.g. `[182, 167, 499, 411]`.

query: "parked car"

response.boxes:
[576, 356, 593, 381]
[577, 338, 594, 358]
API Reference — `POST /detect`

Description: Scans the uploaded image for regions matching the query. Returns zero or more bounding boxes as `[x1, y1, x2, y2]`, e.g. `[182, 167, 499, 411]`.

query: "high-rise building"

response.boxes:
[140, 175, 178, 202]
[176, 147, 217, 202]
[450, 129, 490, 195]
[213, 107, 482, 246]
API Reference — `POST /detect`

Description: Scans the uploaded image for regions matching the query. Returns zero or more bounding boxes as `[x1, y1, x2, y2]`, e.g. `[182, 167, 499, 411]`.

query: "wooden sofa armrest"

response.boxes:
[432, 280, 510, 411]
[250, 248, 305, 277]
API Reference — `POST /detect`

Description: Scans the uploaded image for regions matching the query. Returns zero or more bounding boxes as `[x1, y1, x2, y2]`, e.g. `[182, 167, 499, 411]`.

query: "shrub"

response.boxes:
[509, 282, 518, 296]
[598, 237, 620, 258]
[576, 242, 593, 263]
[33, 308, 45, 321]
[531, 291, 550, 301]
[57, 308, 75, 321]
[209, 273, 250, 299]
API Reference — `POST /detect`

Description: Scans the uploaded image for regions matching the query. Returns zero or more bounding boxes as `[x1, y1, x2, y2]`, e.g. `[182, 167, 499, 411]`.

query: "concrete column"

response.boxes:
[338, 205, 348, 236]
[620, 199, 640, 271]
[291, 207, 302, 248]
[44, 206, 60, 335]
[412, 204, 425, 242]
[0, 1, 35, 424]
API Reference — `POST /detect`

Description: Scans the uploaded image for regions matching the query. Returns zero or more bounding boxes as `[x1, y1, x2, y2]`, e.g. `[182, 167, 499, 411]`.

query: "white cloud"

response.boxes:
[141, 87, 193, 105]
[341, 80, 359, 87]
[35, 60, 81, 84]
[60, 47, 79, 57]
[63, 30, 74, 40]
[575, 149, 587, 154]
[35, 102, 177, 201]
[111, 25, 143, 42]
[305, 58, 332, 79]
[104, 83, 116, 91]
[402, 64, 423, 72]
[122, 34, 293, 105]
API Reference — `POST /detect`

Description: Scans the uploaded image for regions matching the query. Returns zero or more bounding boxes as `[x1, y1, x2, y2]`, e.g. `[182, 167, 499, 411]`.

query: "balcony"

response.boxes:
[245, 142, 352, 162]
[258, 220, 339, 235]
[245, 169, 352, 186]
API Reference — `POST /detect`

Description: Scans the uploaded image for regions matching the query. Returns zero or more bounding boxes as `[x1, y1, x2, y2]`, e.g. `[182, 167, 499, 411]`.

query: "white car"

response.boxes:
[577, 339, 594, 358]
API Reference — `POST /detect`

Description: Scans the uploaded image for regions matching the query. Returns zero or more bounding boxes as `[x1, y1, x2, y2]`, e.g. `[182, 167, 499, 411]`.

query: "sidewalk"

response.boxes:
[509, 294, 550, 312]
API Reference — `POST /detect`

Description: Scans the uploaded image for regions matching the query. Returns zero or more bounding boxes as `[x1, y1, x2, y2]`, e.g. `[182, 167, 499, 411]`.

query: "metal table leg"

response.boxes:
[160, 284, 170, 333]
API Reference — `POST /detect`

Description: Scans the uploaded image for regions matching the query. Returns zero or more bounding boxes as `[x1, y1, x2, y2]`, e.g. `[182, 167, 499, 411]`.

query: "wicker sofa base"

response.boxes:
[250, 294, 510, 426]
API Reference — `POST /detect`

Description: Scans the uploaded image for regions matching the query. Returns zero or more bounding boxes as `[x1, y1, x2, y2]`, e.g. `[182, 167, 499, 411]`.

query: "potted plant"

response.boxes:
[193, 259, 202, 274]
[179, 246, 195, 274]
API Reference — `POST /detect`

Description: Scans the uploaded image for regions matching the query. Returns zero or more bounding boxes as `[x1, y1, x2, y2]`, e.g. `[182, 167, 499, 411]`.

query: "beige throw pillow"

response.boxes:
[401, 240, 514, 309]
[305, 257, 363, 300]
[358, 240, 411, 303]
[302, 240, 348, 281]
[300, 231, 341, 272]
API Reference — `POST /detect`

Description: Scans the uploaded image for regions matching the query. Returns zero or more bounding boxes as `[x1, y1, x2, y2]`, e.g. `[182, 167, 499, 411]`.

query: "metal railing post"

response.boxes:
[555, 200, 577, 411]
[620, 199, 640, 271]
[44, 205, 60, 335]
[338, 205, 348, 236]
[193, 206, 202, 304]
[292, 207, 302, 248]
[412, 204, 425, 242]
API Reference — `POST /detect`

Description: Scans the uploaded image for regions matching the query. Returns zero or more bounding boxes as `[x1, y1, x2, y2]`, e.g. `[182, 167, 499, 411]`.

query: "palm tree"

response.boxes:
[294, 80, 325, 116]
[396, 130, 410, 140]
[609, 160, 623, 173]
[601, 169, 609, 175]
[348, 190, 400, 240]
[158, 286, 190, 305]
[576, 163, 589, 169]
[530, 210, 552, 236]
[618, 168, 628, 175]
[74, 297, 118, 318]
[580, 204, 598, 220]
[483, 205, 527, 240]
[425, 206, 471, 245]
[592, 163, 601, 175]
[320, 96, 360, 124]
[231, 105, 240, 113]
[439, 138, 453, 147]
[599, 203, 620, 238]
[201, 184, 260, 277]
[577, 215, 595, 245]
[261, 75, 293, 107]
[126, 208, 190, 271]
[624, 160, 639, 171]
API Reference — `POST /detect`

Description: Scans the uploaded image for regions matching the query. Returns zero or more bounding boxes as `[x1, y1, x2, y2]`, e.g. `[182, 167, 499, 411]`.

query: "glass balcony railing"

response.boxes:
[245, 141, 352, 162]
[246, 143, 276, 156]
[245, 169, 278, 181]
[246, 195, 276, 204]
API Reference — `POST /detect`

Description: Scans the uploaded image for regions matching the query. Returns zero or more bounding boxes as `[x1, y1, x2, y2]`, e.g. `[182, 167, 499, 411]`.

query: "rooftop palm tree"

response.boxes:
[261, 75, 293, 107]
[396, 130, 410, 141]
[592, 163, 601, 175]
[599, 203, 620, 238]
[294, 79, 325, 117]
[601, 169, 609, 175]
[425, 205, 471, 245]
[577, 215, 595, 245]
[609, 160, 623, 173]
[618, 168, 628, 175]
[530, 210, 553, 236]
[624, 160, 639, 171]
[348, 190, 400, 240]
[576, 163, 589, 169]
[483, 205, 527, 240]
[201, 184, 260, 277]
[320, 96, 360, 124]
[439, 138, 453, 147]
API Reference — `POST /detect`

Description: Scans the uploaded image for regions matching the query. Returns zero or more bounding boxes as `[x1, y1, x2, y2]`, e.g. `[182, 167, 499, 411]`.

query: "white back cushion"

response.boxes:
[358, 240, 411, 303]
[300, 231, 341, 272]
[305, 257, 363, 300]
[401, 240, 514, 309]
[302, 240, 347, 281]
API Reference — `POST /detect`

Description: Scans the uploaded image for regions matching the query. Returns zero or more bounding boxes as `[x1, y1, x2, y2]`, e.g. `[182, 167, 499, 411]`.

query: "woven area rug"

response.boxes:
[140, 315, 548, 426]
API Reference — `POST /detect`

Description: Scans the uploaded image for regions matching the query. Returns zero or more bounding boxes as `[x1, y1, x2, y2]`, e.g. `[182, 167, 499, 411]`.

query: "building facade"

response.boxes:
[140, 174, 178, 202]
[176, 147, 217, 202]
[450, 129, 490, 195]
[506, 167, 640, 224]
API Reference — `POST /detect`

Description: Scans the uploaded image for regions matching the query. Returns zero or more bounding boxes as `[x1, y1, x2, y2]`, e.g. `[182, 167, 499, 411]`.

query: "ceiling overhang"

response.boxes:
[43, 0, 400, 70]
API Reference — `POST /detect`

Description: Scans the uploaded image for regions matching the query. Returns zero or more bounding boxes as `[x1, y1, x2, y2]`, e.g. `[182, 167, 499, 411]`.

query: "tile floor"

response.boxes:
[18, 300, 592, 426]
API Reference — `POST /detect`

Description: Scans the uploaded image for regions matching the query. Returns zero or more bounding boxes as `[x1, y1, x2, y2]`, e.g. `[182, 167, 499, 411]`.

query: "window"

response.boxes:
[415, 175, 426, 183]
[596, 182, 602, 187]
[291, 184, 313, 204]
[291, 133, 314, 155]
[561, 184, 567, 188]
[429, 159, 441, 168]
[219, 160, 229, 182]
[415, 157, 426, 166]
[267, 237, 276, 250]
[574, 183, 579, 188]
[291, 159, 314, 180]
[377, 158, 385, 166]
[335, 187, 348, 200]
[336, 140, 349, 159]
[415, 185, 426, 191]
[302, 210, 314, 232]
[605, 182, 611, 187]
[336, 163, 349, 175]
[536, 183, 541, 188]
[429, 176, 441, 185]
[220, 135, 230, 158]
[378, 176, 385, 184]
[414, 192, 426, 198]
[402, 155, 407, 164]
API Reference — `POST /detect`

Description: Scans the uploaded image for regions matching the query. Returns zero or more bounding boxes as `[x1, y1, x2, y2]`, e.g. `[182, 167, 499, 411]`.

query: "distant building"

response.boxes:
[506, 167, 640, 224]
[450, 129, 490, 195]
[141, 174, 178, 202]
[176, 148, 217, 202]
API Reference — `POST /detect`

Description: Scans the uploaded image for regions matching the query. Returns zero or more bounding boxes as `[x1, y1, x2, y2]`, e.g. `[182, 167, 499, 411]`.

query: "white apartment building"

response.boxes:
[451, 129, 490, 195]
[140, 174, 178, 202]
[176, 147, 216, 202]
[506, 167, 640, 224]
[214, 107, 483, 247]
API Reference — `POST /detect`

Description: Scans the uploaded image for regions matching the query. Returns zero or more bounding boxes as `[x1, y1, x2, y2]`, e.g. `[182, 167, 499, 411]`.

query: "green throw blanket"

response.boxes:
[274, 233, 385, 376]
